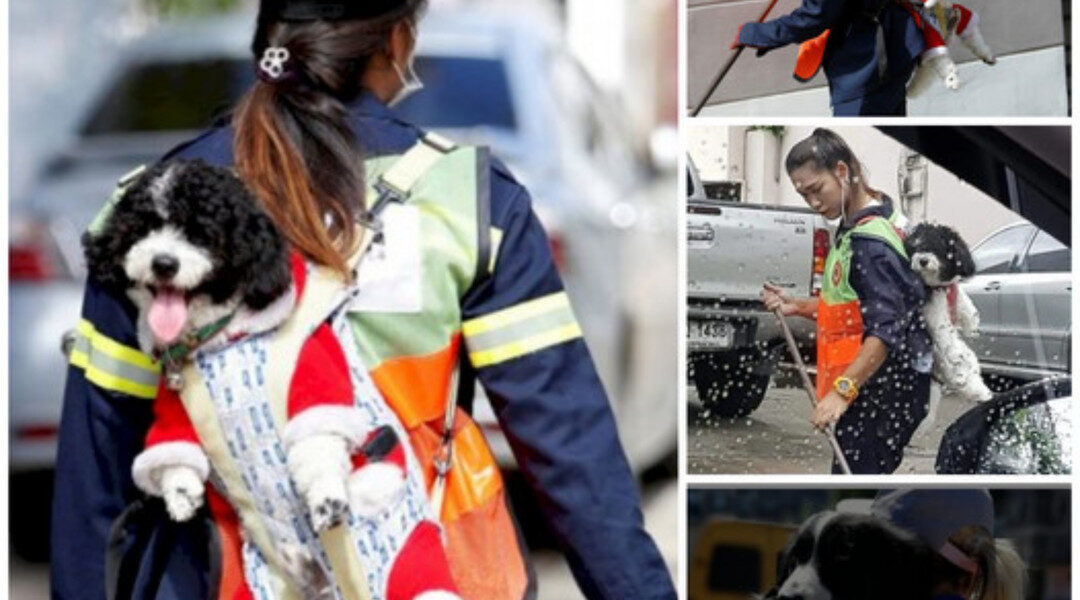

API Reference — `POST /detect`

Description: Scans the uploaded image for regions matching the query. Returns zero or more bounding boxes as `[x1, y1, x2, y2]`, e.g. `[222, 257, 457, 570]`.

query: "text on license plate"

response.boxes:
[689, 320, 733, 348]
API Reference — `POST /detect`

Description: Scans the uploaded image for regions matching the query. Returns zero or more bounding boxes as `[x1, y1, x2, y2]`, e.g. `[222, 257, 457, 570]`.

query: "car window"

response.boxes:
[977, 398, 1072, 475]
[1022, 231, 1071, 273]
[81, 55, 517, 135]
[394, 56, 516, 130]
[547, 52, 638, 182]
[81, 59, 253, 135]
[972, 224, 1034, 274]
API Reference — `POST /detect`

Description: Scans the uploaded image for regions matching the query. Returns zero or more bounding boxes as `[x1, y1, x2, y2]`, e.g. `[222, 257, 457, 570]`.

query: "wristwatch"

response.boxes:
[833, 376, 859, 403]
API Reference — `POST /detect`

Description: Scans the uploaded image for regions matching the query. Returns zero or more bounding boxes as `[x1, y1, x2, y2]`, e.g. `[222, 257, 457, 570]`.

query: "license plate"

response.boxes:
[689, 320, 733, 349]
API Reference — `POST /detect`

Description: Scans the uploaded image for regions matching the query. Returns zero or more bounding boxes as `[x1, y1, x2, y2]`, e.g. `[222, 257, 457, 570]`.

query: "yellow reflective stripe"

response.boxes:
[462, 292, 571, 337]
[69, 319, 160, 398]
[462, 292, 583, 366]
[468, 322, 583, 368]
[489, 227, 503, 274]
[76, 319, 159, 371]
[70, 348, 158, 398]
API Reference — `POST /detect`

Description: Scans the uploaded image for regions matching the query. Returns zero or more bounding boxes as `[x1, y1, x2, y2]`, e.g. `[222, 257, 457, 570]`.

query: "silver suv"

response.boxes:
[964, 223, 1071, 381]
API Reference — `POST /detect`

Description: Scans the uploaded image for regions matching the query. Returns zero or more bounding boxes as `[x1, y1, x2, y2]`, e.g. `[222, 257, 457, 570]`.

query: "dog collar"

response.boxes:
[156, 312, 237, 390]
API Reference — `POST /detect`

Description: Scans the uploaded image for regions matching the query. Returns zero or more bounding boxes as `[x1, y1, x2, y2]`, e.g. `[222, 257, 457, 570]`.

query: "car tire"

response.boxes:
[690, 349, 771, 419]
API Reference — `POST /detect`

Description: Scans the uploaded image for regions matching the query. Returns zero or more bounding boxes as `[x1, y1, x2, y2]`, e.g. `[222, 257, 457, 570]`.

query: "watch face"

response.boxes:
[836, 380, 853, 394]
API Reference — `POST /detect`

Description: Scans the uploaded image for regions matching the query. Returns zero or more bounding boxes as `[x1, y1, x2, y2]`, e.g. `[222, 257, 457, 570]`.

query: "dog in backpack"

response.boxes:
[904, 222, 993, 405]
[907, 0, 996, 97]
[84, 159, 461, 599]
[761, 511, 935, 600]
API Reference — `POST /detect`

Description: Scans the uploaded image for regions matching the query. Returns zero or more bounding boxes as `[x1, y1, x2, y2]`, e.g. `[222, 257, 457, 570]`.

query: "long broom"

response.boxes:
[773, 308, 854, 474]
[690, 0, 782, 116]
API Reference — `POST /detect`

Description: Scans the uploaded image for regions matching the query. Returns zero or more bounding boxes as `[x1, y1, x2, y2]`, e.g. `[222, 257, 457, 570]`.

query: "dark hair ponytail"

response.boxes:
[785, 128, 867, 182]
[234, 1, 426, 277]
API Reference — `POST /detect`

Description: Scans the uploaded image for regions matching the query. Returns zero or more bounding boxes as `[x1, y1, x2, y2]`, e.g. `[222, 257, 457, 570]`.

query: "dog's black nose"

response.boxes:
[919, 257, 929, 267]
[151, 254, 180, 280]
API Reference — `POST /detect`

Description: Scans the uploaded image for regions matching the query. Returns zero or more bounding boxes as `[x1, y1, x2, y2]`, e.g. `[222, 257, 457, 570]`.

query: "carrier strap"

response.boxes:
[376, 132, 458, 202]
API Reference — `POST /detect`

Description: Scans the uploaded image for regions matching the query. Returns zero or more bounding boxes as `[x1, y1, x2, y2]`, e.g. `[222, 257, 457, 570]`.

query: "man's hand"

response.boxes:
[811, 390, 850, 431]
[762, 283, 800, 316]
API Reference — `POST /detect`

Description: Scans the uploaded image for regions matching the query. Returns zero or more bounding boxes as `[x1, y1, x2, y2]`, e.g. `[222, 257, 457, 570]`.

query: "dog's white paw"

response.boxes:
[348, 463, 406, 518]
[306, 476, 350, 532]
[945, 72, 961, 90]
[160, 466, 205, 522]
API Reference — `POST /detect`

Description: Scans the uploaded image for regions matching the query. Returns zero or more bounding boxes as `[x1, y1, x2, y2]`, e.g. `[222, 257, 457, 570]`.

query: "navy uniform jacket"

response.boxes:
[51, 92, 675, 600]
[831, 197, 932, 473]
[841, 197, 932, 377]
[738, 0, 925, 115]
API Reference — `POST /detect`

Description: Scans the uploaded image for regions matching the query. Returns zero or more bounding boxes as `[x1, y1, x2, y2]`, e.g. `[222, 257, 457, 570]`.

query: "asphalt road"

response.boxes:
[10, 477, 677, 600]
[688, 381, 974, 474]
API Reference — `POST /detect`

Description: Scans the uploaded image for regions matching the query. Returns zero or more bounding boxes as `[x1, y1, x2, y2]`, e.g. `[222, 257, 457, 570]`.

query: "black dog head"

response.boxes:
[768, 511, 935, 600]
[83, 159, 292, 348]
[904, 222, 976, 287]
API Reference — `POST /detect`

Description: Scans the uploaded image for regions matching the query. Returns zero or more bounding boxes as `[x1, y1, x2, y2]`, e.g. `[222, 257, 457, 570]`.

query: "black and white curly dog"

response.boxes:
[83, 159, 296, 352]
[905, 222, 993, 404]
[762, 512, 935, 600]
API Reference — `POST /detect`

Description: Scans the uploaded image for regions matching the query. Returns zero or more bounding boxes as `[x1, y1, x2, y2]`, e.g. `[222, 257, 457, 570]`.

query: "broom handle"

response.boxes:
[690, 0, 782, 116]
[773, 308, 854, 475]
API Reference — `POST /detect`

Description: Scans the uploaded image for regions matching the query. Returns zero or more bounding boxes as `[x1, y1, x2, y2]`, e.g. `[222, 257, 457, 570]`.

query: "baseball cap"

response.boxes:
[872, 489, 994, 574]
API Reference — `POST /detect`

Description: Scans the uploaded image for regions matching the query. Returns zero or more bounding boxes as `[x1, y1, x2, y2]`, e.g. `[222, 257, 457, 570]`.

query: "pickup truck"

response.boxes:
[687, 158, 828, 417]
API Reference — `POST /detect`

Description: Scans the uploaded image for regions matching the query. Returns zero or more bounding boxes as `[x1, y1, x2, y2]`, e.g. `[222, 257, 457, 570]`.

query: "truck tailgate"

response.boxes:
[688, 202, 819, 302]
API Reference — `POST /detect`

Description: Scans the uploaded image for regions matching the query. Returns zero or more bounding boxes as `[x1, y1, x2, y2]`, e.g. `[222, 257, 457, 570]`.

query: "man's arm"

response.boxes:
[737, 0, 846, 49]
[460, 171, 675, 600]
[50, 283, 160, 599]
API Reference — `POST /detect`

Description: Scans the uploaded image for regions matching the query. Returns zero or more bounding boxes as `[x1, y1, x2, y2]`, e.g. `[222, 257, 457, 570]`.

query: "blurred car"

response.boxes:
[963, 222, 1072, 383]
[936, 376, 1072, 474]
[688, 519, 796, 600]
[10, 8, 675, 477]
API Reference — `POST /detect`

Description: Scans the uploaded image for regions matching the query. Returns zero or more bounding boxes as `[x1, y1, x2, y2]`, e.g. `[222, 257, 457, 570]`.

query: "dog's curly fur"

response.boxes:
[763, 511, 935, 600]
[84, 159, 294, 351]
[905, 223, 992, 404]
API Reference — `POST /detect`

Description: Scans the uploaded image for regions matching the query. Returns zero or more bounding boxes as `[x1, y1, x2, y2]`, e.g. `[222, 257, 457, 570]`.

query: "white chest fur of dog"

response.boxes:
[904, 222, 993, 404]
[922, 284, 992, 402]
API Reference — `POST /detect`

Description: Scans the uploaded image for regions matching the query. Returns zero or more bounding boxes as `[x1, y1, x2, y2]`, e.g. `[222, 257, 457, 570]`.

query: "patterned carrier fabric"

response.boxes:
[192, 288, 436, 600]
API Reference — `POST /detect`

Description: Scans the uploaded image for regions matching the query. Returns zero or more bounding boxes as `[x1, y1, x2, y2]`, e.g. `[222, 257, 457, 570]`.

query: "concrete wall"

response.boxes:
[687, 123, 1025, 244]
[687, 0, 1069, 116]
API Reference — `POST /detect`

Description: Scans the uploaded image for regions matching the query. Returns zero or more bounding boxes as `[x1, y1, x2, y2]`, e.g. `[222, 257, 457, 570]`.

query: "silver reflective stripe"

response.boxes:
[68, 322, 160, 398]
[464, 308, 576, 353]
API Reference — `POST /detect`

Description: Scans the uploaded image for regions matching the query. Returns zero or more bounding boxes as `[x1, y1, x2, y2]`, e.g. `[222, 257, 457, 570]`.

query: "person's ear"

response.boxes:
[386, 19, 415, 69]
[834, 161, 850, 186]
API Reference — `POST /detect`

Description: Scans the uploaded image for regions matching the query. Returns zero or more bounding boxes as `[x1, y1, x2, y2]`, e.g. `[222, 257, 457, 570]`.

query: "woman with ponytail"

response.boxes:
[873, 489, 1028, 600]
[762, 128, 932, 474]
[52, 1, 675, 599]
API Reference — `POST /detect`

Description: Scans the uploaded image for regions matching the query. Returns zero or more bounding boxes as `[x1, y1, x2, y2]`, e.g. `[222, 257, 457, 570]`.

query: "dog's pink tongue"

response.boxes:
[148, 289, 187, 345]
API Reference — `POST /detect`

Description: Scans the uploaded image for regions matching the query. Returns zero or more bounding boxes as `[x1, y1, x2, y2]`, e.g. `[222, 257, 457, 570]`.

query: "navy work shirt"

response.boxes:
[839, 197, 932, 381]
[51, 92, 675, 600]
[738, 0, 925, 115]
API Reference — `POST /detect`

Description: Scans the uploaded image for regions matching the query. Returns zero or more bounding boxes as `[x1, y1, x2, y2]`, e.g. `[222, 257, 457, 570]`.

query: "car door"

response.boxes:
[963, 223, 1035, 368]
[1001, 230, 1072, 372]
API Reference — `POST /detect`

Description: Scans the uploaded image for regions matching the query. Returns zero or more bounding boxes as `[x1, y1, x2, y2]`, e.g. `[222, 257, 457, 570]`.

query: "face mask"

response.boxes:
[388, 22, 424, 107]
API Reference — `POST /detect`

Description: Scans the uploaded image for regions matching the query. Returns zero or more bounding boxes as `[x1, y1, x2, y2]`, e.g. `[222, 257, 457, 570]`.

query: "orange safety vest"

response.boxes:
[795, 30, 831, 82]
[792, 0, 927, 83]
[816, 214, 907, 399]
